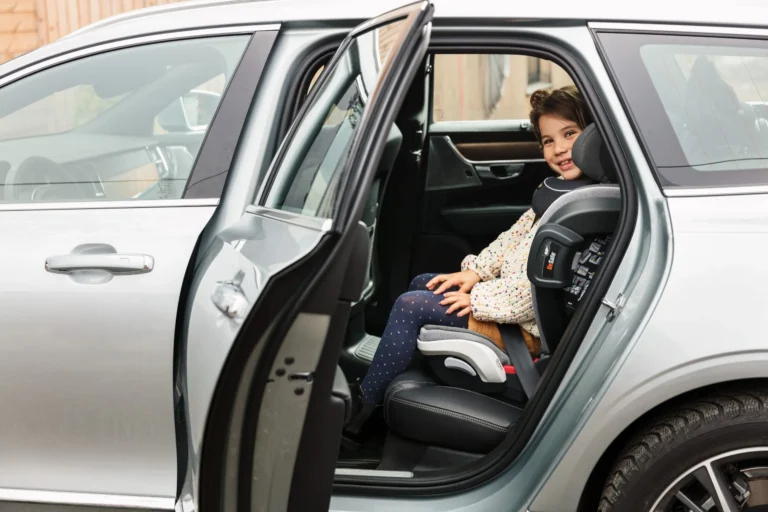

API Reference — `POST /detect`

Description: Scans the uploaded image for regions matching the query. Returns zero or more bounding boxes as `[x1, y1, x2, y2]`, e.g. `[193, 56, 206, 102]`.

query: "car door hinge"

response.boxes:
[602, 292, 625, 321]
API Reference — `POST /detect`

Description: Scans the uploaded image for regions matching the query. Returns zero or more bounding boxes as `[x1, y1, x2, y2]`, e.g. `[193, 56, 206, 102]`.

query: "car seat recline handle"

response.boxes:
[45, 253, 154, 275]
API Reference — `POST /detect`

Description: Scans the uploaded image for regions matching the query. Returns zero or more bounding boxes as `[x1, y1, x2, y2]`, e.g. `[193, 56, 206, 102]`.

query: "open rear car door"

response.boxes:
[176, 2, 434, 511]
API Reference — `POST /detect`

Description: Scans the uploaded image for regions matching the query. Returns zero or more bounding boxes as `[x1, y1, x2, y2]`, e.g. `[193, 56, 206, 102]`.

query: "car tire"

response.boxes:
[597, 385, 768, 512]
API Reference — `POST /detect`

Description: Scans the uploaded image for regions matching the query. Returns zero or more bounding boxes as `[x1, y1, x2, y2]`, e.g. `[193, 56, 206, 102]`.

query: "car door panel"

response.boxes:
[0, 203, 215, 498]
[412, 119, 553, 276]
[440, 203, 530, 235]
[183, 208, 328, 459]
[182, 3, 433, 510]
[454, 140, 541, 161]
[0, 26, 278, 509]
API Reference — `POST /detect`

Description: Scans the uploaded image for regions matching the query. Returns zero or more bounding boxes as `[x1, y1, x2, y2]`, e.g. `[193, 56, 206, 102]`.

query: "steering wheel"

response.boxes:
[6, 156, 92, 202]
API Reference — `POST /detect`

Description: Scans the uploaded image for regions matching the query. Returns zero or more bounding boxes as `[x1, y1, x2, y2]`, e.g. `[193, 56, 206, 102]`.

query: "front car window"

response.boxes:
[0, 35, 249, 203]
[598, 31, 768, 188]
[0, 85, 130, 141]
[264, 20, 406, 218]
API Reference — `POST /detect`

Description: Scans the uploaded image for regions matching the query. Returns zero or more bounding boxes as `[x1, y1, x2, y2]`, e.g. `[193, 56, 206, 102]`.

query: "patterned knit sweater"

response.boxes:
[461, 208, 539, 338]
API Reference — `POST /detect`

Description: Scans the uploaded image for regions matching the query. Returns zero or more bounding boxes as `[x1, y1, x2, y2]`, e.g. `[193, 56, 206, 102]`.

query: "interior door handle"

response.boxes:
[475, 163, 524, 180]
[46, 253, 154, 275]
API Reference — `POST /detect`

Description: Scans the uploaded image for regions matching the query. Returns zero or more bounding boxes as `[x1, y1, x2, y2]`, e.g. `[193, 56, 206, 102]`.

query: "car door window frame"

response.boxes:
[0, 24, 278, 209]
[323, 30, 641, 494]
[255, 8, 432, 226]
[255, 30, 366, 213]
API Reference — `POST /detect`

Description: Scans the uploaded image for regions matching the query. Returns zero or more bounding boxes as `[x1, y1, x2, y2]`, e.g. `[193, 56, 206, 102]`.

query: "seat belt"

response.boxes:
[498, 324, 540, 399]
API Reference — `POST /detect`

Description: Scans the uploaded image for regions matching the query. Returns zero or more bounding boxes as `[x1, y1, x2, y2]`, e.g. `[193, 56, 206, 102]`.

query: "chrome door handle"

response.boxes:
[45, 253, 154, 275]
[211, 270, 249, 322]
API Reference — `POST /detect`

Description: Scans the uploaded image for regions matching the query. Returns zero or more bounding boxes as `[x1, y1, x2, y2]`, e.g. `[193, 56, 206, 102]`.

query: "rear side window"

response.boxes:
[277, 81, 363, 216]
[432, 54, 574, 122]
[597, 31, 768, 188]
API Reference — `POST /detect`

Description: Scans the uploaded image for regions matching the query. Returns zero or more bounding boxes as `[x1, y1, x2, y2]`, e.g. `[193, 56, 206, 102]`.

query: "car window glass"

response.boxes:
[432, 54, 573, 122]
[265, 19, 406, 218]
[598, 32, 768, 187]
[0, 35, 249, 203]
[154, 74, 226, 135]
[306, 66, 325, 96]
[643, 46, 768, 172]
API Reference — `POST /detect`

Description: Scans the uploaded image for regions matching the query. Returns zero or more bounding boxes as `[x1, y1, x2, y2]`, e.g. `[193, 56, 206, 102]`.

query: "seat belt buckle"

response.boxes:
[503, 358, 539, 374]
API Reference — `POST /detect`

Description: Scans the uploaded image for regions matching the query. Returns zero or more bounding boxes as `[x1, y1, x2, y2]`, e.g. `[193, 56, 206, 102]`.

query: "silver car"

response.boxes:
[0, 0, 766, 511]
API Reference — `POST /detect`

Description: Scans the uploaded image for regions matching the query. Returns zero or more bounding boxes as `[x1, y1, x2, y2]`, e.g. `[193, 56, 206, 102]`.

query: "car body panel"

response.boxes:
[7, 0, 768, 85]
[0, 202, 215, 501]
[183, 209, 327, 469]
[185, 3, 438, 509]
[0, 22, 275, 510]
[0, 0, 764, 509]
[529, 194, 768, 511]
[528, 21, 768, 512]
[58, 0, 768, 53]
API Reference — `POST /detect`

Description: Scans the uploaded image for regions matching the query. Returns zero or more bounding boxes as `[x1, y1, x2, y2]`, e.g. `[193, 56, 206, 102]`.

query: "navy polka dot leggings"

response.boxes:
[360, 273, 469, 404]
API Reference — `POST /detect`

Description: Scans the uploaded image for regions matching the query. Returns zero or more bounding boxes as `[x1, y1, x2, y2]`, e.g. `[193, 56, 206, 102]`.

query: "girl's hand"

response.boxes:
[427, 270, 481, 295]
[440, 291, 472, 317]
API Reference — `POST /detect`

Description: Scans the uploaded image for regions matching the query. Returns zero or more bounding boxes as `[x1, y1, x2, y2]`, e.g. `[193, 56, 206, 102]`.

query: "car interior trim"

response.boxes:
[335, 468, 414, 478]
[441, 135, 545, 166]
[430, 120, 533, 133]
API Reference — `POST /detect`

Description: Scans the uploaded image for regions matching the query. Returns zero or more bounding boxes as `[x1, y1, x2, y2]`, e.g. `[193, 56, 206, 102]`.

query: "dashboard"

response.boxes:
[0, 132, 198, 203]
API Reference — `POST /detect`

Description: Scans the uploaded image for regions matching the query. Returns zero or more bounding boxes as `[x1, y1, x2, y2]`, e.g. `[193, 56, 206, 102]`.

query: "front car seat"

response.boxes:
[382, 124, 620, 455]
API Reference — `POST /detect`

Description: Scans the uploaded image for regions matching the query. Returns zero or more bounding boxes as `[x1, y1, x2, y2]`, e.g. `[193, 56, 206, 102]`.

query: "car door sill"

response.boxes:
[334, 468, 414, 478]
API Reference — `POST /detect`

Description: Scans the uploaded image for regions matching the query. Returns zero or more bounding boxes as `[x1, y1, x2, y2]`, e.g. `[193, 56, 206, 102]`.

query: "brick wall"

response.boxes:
[0, 0, 185, 64]
[0, 1, 37, 63]
[433, 54, 574, 122]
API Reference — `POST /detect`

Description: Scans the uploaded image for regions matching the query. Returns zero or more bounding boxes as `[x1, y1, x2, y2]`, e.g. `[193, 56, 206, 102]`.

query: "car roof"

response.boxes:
[4, 0, 768, 75]
[66, 0, 768, 33]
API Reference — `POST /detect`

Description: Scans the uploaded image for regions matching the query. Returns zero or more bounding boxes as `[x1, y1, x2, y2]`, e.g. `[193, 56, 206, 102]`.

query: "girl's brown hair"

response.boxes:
[528, 85, 592, 143]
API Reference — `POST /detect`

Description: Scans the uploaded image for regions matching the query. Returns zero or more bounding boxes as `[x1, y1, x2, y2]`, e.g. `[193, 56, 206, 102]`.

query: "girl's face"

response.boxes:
[538, 114, 584, 180]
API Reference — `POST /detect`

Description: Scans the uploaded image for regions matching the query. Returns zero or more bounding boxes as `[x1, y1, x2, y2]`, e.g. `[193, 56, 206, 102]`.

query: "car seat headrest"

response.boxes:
[572, 124, 617, 184]
[531, 176, 594, 219]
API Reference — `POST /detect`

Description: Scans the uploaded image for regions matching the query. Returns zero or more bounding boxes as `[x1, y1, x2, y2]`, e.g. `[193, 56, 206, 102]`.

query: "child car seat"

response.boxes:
[410, 124, 619, 403]
[381, 124, 621, 454]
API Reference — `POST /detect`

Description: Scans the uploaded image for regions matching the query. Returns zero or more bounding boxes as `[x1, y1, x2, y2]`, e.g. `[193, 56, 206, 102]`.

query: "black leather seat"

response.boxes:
[382, 123, 619, 455]
[384, 369, 523, 454]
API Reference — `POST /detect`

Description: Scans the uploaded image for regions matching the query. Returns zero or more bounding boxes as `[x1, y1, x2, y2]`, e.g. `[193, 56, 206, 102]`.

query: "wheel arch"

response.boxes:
[576, 377, 768, 511]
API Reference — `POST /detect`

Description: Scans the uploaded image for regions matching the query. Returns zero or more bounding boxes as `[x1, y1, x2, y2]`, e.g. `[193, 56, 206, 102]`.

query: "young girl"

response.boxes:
[348, 85, 593, 433]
